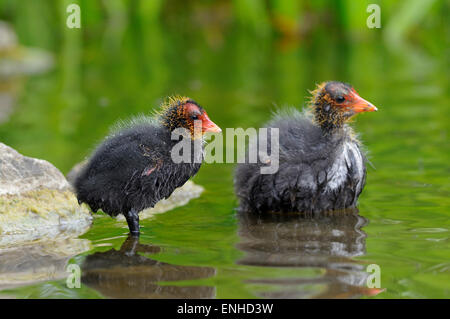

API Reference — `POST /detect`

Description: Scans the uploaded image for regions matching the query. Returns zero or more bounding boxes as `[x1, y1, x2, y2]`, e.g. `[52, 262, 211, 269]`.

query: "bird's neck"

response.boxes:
[312, 102, 346, 134]
[160, 107, 187, 132]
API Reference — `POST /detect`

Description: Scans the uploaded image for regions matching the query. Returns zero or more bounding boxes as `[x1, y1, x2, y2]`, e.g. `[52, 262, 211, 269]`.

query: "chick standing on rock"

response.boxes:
[74, 97, 221, 236]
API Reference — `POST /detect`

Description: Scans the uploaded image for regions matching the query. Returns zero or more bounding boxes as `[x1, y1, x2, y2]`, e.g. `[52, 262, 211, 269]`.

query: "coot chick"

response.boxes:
[234, 81, 377, 214]
[75, 96, 221, 236]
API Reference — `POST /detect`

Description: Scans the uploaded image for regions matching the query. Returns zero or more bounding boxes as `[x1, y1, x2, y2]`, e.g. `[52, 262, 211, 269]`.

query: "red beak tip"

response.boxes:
[204, 125, 221, 133]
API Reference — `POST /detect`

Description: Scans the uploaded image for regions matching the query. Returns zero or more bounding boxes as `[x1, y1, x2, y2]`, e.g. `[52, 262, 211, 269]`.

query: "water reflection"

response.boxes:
[236, 209, 383, 298]
[0, 238, 90, 290]
[81, 236, 216, 299]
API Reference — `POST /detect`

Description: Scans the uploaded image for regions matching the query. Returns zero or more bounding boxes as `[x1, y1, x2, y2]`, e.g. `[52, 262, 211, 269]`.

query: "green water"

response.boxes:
[0, 4, 449, 299]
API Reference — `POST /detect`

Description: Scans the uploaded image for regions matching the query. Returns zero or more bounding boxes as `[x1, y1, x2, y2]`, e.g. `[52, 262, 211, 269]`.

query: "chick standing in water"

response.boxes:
[235, 81, 378, 214]
[75, 97, 221, 236]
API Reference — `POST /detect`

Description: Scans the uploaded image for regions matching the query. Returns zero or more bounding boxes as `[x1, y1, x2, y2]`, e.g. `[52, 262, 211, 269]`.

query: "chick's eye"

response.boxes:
[336, 96, 345, 103]
[190, 115, 199, 120]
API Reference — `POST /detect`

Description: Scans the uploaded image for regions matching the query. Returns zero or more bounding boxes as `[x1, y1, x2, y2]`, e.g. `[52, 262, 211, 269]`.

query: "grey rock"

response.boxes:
[0, 143, 70, 196]
[0, 143, 92, 247]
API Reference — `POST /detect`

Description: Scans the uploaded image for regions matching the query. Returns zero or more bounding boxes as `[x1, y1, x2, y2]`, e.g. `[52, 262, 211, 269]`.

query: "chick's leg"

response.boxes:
[124, 208, 140, 236]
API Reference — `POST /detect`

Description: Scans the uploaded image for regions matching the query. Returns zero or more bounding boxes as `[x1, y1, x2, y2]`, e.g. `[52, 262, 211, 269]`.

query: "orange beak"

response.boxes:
[201, 113, 221, 133]
[348, 90, 378, 113]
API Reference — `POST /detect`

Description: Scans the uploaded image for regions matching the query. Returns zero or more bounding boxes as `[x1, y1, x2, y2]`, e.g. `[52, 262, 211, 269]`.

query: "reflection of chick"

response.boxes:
[236, 209, 383, 298]
[81, 235, 216, 299]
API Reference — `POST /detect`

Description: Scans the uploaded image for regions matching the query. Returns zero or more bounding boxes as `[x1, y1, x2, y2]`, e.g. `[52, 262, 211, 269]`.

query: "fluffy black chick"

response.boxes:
[234, 81, 378, 214]
[74, 96, 221, 236]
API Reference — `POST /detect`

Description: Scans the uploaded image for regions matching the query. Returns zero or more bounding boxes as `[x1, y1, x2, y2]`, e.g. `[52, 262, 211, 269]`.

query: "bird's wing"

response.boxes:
[138, 143, 164, 177]
[123, 144, 163, 196]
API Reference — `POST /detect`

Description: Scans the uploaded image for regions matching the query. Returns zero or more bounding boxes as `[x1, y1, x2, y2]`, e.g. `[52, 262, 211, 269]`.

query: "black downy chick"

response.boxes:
[75, 96, 221, 236]
[234, 81, 378, 214]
